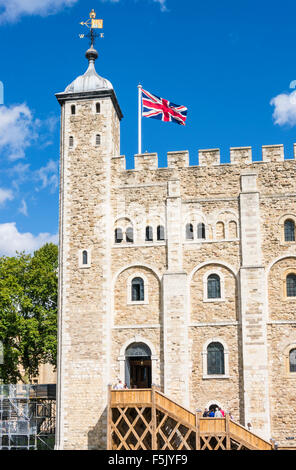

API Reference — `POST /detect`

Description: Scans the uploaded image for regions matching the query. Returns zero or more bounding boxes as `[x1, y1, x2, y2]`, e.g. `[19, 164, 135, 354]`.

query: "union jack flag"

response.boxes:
[141, 88, 187, 126]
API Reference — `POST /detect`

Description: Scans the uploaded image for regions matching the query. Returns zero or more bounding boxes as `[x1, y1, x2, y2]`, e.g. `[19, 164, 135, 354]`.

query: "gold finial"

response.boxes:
[90, 9, 96, 19]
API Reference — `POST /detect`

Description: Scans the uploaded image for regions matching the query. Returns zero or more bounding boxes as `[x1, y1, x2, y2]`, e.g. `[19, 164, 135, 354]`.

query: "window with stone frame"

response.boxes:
[216, 221, 225, 240]
[95, 134, 101, 146]
[197, 222, 206, 239]
[157, 225, 165, 241]
[207, 342, 225, 375]
[131, 277, 144, 302]
[186, 223, 194, 240]
[126, 227, 134, 243]
[82, 250, 88, 265]
[96, 102, 101, 114]
[284, 219, 295, 242]
[289, 349, 296, 373]
[71, 104, 76, 115]
[145, 226, 153, 242]
[115, 228, 123, 244]
[286, 273, 296, 297]
[207, 274, 221, 299]
[69, 135, 74, 147]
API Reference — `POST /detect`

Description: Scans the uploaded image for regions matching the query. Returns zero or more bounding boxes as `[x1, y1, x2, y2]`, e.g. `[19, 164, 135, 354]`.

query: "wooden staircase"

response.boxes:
[107, 386, 273, 450]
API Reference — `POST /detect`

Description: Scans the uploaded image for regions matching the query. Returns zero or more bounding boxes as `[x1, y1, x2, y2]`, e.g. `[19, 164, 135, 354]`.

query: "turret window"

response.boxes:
[157, 225, 165, 241]
[289, 349, 296, 373]
[186, 223, 194, 240]
[207, 342, 225, 375]
[71, 105, 76, 115]
[284, 219, 295, 242]
[131, 277, 145, 302]
[207, 274, 221, 299]
[69, 136, 74, 147]
[126, 227, 134, 243]
[96, 134, 101, 146]
[115, 228, 123, 244]
[145, 226, 153, 242]
[96, 102, 101, 114]
[197, 223, 206, 240]
[82, 250, 88, 265]
[286, 273, 296, 297]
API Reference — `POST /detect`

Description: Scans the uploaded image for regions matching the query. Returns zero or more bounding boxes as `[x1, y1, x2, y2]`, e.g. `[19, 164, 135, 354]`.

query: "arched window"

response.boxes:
[131, 277, 144, 301]
[71, 104, 76, 115]
[157, 225, 165, 241]
[115, 228, 123, 244]
[186, 223, 194, 240]
[286, 273, 296, 297]
[96, 134, 101, 146]
[289, 349, 296, 372]
[207, 342, 225, 375]
[284, 219, 295, 242]
[69, 136, 74, 147]
[126, 227, 134, 243]
[229, 221, 238, 239]
[96, 102, 101, 114]
[216, 221, 225, 240]
[197, 223, 206, 239]
[207, 274, 221, 299]
[82, 250, 88, 265]
[145, 226, 153, 242]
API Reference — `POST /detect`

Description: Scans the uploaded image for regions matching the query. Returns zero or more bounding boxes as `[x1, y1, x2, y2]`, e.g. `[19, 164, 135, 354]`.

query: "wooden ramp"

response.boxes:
[107, 387, 273, 450]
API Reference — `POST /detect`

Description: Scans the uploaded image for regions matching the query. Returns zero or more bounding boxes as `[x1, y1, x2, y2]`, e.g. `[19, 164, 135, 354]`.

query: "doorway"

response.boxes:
[125, 342, 152, 389]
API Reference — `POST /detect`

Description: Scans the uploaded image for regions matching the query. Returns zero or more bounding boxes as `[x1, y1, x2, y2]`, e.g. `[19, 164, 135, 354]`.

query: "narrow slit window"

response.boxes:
[284, 219, 295, 242]
[115, 228, 123, 244]
[186, 223, 194, 240]
[71, 105, 76, 115]
[96, 134, 101, 146]
[145, 226, 153, 242]
[96, 102, 101, 114]
[197, 223, 206, 239]
[126, 227, 134, 243]
[69, 136, 74, 147]
[82, 250, 88, 265]
[157, 225, 165, 241]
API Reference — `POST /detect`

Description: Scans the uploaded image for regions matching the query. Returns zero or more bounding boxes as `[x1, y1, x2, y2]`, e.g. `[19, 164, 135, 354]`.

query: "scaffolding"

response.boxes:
[0, 384, 56, 450]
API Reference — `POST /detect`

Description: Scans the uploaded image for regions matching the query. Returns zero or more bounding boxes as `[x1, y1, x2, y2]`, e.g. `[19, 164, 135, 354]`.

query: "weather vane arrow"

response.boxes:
[79, 9, 104, 45]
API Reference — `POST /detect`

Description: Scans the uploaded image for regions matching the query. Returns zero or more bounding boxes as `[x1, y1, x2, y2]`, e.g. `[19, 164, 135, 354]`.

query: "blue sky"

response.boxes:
[0, 0, 295, 255]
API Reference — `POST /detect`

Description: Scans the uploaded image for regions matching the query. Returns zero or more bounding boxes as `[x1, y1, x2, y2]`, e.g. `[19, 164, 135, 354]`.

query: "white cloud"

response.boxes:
[0, 188, 14, 205]
[153, 0, 167, 12]
[0, 222, 58, 256]
[0, 0, 78, 23]
[19, 198, 28, 216]
[35, 159, 59, 193]
[0, 104, 37, 160]
[270, 90, 296, 126]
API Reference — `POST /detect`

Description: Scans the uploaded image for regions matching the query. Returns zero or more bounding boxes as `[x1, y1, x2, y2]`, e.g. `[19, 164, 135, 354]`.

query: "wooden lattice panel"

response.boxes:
[111, 406, 152, 450]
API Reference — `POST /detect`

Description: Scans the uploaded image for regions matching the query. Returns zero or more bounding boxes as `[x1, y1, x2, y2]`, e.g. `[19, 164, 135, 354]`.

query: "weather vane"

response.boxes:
[79, 9, 104, 47]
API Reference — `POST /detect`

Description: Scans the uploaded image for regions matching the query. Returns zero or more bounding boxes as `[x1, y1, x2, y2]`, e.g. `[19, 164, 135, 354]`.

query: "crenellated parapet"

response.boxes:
[112, 144, 296, 173]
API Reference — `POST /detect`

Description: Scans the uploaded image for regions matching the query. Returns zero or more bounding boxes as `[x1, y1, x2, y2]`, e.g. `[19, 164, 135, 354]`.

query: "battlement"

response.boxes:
[111, 144, 296, 172]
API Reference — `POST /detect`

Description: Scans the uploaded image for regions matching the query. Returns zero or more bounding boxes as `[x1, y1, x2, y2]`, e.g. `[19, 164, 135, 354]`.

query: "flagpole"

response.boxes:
[138, 84, 142, 154]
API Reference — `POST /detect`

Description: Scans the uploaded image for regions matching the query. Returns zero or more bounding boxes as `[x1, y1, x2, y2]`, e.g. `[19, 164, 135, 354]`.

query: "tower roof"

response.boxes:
[64, 45, 113, 94]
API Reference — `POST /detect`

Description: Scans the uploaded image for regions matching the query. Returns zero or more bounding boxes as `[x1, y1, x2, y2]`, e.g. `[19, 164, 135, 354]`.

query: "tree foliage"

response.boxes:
[0, 243, 58, 383]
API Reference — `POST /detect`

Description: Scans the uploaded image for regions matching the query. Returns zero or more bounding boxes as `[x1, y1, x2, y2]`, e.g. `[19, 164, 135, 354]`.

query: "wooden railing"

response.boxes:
[108, 386, 274, 450]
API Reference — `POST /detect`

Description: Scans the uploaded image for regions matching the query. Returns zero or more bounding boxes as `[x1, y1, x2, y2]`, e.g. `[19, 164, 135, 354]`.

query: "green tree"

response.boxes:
[0, 243, 58, 383]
